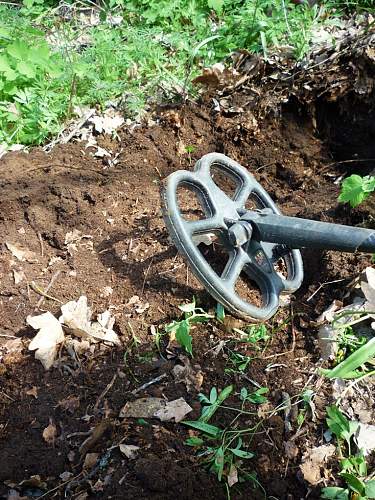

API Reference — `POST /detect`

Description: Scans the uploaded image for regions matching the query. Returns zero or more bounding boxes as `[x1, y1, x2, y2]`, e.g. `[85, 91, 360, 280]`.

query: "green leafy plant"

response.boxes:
[240, 386, 268, 404]
[322, 405, 375, 500]
[1, 0, 366, 147]
[335, 325, 367, 365]
[321, 337, 375, 380]
[242, 324, 270, 344]
[198, 385, 233, 422]
[339, 174, 375, 208]
[225, 350, 253, 374]
[165, 299, 213, 355]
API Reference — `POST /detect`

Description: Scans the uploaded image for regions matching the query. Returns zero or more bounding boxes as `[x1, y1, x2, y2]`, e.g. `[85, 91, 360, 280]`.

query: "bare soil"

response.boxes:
[0, 83, 374, 499]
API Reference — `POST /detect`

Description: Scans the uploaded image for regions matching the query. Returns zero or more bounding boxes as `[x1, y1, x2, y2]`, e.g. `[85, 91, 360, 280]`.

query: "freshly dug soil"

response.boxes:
[0, 86, 373, 499]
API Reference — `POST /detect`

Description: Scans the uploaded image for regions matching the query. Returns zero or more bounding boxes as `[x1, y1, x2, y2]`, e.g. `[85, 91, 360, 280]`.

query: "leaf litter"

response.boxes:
[120, 397, 192, 423]
[27, 296, 120, 369]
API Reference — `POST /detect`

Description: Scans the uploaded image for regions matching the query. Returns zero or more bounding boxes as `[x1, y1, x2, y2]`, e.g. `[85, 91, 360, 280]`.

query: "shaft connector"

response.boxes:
[228, 221, 253, 247]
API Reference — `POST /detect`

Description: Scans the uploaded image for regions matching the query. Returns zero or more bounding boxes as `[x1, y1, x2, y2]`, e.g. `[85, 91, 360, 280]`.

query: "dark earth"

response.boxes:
[1, 55, 375, 500]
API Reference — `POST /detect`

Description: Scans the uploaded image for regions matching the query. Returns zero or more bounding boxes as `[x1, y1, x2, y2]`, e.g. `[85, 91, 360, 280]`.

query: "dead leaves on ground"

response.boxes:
[27, 295, 120, 370]
[299, 444, 336, 485]
[120, 397, 192, 423]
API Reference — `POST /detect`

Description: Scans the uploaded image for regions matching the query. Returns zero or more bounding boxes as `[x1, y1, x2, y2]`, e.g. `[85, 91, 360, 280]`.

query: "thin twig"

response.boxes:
[132, 373, 168, 395]
[1, 391, 15, 401]
[37, 232, 44, 257]
[94, 371, 118, 411]
[30, 281, 62, 304]
[35, 271, 61, 311]
[36, 473, 83, 499]
[66, 430, 92, 439]
[141, 258, 154, 295]
[263, 305, 296, 360]
[307, 278, 347, 302]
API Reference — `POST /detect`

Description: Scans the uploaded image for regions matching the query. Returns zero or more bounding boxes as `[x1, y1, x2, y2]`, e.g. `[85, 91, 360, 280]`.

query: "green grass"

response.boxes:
[0, 0, 372, 147]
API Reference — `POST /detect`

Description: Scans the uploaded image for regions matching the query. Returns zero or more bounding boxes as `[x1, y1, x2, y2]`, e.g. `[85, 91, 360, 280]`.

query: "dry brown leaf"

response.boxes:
[5, 241, 38, 263]
[57, 395, 80, 413]
[42, 420, 57, 446]
[284, 440, 299, 459]
[83, 452, 99, 470]
[120, 397, 192, 422]
[356, 423, 375, 456]
[27, 312, 65, 370]
[13, 269, 26, 284]
[299, 460, 321, 485]
[119, 444, 140, 459]
[154, 398, 192, 423]
[26, 386, 38, 399]
[60, 296, 120, 345]
[300, 444, 335, 485]
[172, 356, 203, 392]
[227, 464, 238, 487]
[120, 397, 165, 419]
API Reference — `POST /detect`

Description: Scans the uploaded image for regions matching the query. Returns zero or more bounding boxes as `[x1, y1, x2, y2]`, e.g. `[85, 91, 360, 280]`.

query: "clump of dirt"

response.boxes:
[0, 48, 374, 499]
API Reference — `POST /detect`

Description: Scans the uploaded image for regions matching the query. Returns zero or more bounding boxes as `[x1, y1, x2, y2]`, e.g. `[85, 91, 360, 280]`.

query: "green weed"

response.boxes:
[1, 0, 362, 147]
[339, 174, 375, 208]
[321, 337, 375, 380]
[322, 405, 375, 500]
[165, 299, 213, 355]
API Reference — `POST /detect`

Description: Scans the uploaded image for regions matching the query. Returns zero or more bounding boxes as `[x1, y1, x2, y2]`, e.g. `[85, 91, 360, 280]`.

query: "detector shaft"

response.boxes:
[241, 212, 375, 253]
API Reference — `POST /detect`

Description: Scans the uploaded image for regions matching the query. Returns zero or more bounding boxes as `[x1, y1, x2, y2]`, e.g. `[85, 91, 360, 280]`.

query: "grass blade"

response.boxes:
[321, 338, 375, 379]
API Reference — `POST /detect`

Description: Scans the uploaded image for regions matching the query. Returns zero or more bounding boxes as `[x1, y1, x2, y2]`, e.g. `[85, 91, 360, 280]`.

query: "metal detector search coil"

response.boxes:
[161, 153, 375, 321]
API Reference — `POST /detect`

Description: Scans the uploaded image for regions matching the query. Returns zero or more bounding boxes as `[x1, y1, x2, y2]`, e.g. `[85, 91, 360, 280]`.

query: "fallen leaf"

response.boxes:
[172, 356, 203, 392]
[60, 296, 120, 345]
[284, 440, 299, 459]
[27, 312, 65, 370]
[120, 397, 165, 419]
[6, 242, 38, 263]
[59, 471, 73, 481]
[94, 146, 111, 158]
[42, 420, 57, 445]
[227, 464, 238, 487]
[126, 295, 150, 315]
[119, 397, 192, 422]
[355, 423, 375, 456]
[300, 444, 335, 485]
[119, 444, 140, 459]
[316, 300, 343, 324]
[154, 398, 193, 423]
[64, 230, 92, 255]
[57, 395, 80, 413]
[13, 269, 25, 284]
[90, 110, 124, 135]
[83, 452, 99, 470]
[26, 386, 38, 399]
[19, 475, 47, 489]
[60, 295, 92, 332]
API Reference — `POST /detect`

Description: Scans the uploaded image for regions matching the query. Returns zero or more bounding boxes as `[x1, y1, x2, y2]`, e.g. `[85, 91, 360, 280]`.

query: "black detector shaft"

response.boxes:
[161, 153, 374, 321]
[236, 209, 375, 253]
